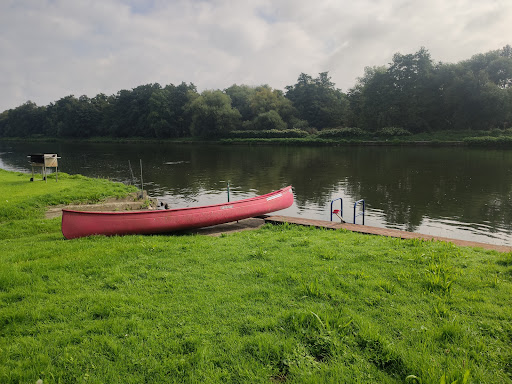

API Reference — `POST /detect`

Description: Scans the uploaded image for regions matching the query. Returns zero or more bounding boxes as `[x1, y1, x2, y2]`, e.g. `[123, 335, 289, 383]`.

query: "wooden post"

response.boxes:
[140, 159, 144, 197]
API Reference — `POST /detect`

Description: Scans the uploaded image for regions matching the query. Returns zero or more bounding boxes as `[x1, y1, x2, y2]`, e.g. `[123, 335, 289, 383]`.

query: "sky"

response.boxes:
[1, 0, 511, 112]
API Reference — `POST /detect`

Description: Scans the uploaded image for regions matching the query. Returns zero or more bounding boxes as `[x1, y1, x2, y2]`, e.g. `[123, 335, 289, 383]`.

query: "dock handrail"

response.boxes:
[353, 199, 365, 225]
[330, 197, 343, 222]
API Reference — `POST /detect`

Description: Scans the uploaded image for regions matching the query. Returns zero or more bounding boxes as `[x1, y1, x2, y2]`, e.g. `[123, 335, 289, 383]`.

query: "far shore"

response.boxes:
[2, 131, 511, 147]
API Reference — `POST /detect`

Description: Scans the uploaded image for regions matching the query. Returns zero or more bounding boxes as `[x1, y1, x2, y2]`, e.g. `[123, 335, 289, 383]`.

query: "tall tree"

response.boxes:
[109, 83, 162, 137]
[249, 85, 296, 126]
[0, 101, 46, 137]
[439, 46, 512, 130]
[144, 82, 197, 138]
[187, 90, 241, 137]
[347, 47, 510, 132]
[285, 72, 349, 129]
[147, 89, 173, 138]
[224, 84, 256, 122]
[347, 66, 391, 130]
[385, 47, 437, 132]
[165, 82, 197, 137]
[45, 95, 81, 137]
[251, 110, 287, 131]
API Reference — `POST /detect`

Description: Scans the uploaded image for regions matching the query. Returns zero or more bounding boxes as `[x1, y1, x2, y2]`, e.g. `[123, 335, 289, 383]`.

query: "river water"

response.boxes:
[1, 141, 511, 246]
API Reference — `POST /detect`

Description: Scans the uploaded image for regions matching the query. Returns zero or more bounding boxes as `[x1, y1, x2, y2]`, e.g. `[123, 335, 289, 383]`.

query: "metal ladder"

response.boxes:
[330, 197, 365, 225]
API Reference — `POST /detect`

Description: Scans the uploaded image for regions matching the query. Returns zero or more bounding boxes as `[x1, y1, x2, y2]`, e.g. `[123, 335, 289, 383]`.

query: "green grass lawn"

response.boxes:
[0, 170, 511, 383]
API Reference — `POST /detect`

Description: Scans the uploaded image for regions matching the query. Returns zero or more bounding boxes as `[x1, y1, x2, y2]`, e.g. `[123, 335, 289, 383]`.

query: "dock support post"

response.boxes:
[139, 159, 144, 199]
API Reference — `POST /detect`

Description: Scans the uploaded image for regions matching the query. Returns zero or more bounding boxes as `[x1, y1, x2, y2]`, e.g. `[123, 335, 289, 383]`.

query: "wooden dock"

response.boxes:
[263, 215, 512, 253]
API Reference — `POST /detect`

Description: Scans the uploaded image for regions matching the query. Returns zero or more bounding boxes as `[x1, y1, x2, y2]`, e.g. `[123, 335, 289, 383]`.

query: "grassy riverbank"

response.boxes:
[1, 170, 511, 383]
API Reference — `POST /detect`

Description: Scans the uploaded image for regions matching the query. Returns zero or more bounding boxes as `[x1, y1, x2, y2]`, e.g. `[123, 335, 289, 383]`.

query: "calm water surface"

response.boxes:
[1, 141, 511, 246]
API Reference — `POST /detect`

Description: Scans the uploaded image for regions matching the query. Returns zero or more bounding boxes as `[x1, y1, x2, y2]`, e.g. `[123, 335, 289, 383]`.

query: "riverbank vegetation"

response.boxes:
[3, 128, 512, 147]
[1, 169, 511, 383]
[1, 46, 511, 143]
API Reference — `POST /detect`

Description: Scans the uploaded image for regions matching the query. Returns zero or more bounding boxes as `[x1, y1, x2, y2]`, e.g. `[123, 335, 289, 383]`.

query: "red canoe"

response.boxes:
[61, 186, 294, 239]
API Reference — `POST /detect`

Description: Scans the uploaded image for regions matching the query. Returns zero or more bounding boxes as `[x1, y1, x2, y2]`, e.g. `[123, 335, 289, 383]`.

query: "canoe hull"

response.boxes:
[62, 186, 294, 239]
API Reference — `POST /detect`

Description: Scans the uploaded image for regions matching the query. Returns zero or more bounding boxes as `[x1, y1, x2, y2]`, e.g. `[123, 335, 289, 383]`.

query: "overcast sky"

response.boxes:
[1, 0, 511, 112]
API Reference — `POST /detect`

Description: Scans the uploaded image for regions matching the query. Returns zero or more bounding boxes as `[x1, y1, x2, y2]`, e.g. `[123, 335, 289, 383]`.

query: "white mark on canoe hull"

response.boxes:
[266, 193, 282, 201]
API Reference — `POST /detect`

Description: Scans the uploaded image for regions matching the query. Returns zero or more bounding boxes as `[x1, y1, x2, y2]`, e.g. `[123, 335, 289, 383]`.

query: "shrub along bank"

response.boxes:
[0, 170, 511, 383]
[3, 128, 512, 147]
[220, 128, 512, 147]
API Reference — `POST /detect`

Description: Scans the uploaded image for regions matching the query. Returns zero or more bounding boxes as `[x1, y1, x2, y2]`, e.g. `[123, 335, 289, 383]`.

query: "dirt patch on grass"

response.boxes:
[181, 218, 266, 236]
[45, 192, 157, 219]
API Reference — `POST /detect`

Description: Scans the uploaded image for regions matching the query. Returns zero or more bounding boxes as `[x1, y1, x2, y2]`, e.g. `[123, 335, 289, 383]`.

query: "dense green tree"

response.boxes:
[437, 47, 512, 130]
[443, 67, 509, 130]
[249, 85, 296, 125]
[465, 45, 512, 89]
[2, 46, 512, 138]
[147, 89, 173, 138]
[187, 90, 241, 137]
[45, 96, 82, 137]
[106, 90, 132, 137]
[347, 66, 390, 130]
[508, 87, 512, 124]
[108, 83, 162, 137]
[90, 93, 111, 136]
[225, 84, 297, 128]
[109, 82, 197, 138]
[349, 48, 438, 132]
[251, 110, 287, 131]
[0, 110, 8, 136]
[224, 84, 256, 122]
[166, 82, 197, 137]
[487, 57, 512, 89]
[0, 101, 46, 137]
[348, 46, 512, 132]
[70, 95, 109, 137]
[285, 72, 349, 129]
[386, 47, 437, 132]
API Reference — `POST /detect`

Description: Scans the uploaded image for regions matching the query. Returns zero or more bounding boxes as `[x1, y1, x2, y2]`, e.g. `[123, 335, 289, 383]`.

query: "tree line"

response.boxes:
[1, 46, 511, 139]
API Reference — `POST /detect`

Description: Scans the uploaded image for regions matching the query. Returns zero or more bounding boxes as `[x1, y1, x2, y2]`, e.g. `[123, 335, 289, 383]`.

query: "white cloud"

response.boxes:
[0, 0, 511, 111]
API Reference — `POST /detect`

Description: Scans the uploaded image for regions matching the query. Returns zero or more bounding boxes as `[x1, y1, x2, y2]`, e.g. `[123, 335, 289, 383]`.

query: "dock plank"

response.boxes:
[263, 215, 512, 253]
